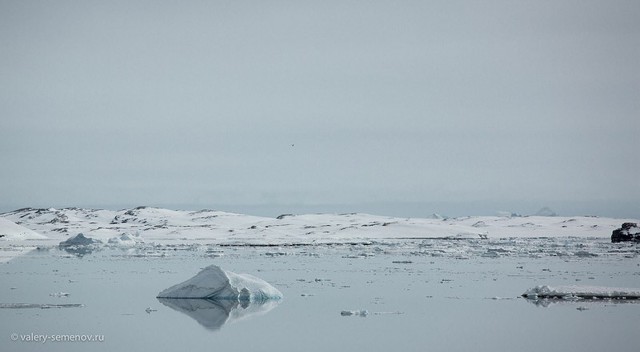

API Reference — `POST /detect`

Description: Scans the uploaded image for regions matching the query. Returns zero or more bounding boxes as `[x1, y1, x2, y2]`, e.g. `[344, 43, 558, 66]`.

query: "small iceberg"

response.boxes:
[58, 233, 101, 256]
[157, 265, 283, 301]
[59, 233, 100, 247]
[157, 265, 282, 330]
[522, 285, 640, 300]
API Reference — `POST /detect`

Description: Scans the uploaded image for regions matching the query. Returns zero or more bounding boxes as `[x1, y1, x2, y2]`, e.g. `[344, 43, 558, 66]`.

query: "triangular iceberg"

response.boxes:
[157, 265, 283, 301]
[157, 265, 282, 330]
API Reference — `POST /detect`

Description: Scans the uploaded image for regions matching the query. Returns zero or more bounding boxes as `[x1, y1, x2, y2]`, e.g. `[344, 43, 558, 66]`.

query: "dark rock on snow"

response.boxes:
[611, 223, 640, 243]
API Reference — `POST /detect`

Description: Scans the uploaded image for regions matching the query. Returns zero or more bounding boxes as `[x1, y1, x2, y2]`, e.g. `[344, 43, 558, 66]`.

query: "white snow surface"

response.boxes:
[157, 265, 283, 302]
[523, 285, 640, 299]
[1, 207, 636, 248]
[0, 217, 46, 240]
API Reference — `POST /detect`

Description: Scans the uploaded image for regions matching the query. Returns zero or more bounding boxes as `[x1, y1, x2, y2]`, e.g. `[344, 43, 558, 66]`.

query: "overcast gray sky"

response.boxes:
[1, 0, 639, 217]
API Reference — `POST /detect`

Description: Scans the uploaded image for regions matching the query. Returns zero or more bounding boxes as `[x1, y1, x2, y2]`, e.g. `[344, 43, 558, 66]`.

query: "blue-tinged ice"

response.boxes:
[157, 265, 283, 302]
[157, 265, 282, 330]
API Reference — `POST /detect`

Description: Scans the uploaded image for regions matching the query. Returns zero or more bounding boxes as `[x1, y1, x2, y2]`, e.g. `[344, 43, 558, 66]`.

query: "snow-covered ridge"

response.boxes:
[1, 207, 638, 246]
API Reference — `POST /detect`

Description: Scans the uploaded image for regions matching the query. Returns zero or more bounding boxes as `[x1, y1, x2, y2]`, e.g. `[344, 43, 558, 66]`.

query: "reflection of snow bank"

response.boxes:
[157, 265, 283, 301]
[522, 285, 640, 300]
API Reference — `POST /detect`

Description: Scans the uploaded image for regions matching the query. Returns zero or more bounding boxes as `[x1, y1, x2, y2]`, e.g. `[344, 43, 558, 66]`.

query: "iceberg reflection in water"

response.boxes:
[157, 297, 281, 331]
[156, 265, 283, 331]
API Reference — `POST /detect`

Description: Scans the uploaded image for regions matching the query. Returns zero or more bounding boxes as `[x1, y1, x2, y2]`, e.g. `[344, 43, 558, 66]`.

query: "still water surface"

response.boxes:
[1, 240, 639, 351]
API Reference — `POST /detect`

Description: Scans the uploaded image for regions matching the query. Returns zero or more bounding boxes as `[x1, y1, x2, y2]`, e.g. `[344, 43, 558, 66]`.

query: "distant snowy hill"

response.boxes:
[0, 207, 636, 246]
[0, 217, 47, 240]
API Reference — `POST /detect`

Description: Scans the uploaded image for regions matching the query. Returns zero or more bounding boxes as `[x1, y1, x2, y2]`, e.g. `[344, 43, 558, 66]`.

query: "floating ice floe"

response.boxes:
[522, 285, 640, 300]
[341, 310, 369, 317]
[157, 265, 282, 330]
[0, 303, 83, 309]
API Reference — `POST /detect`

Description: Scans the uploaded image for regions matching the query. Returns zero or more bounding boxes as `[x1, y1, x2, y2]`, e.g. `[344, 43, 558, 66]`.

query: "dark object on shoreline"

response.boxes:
[611, 223, 640, 243]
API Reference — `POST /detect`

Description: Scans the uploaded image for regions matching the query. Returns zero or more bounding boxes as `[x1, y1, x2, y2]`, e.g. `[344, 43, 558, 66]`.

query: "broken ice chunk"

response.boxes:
[341, 310, 368, 317]
[522, 285, 640, 300]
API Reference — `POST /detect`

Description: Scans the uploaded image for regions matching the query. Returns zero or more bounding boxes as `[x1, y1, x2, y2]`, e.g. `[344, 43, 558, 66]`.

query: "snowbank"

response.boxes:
[0, 218, 46, 240]
[522, 285, 640, 300]
[157, 265, 283, 302]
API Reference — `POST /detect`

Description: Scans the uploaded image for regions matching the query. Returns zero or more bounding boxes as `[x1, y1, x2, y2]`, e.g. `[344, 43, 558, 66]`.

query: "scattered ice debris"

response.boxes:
[49, 292, 70, 297]
[265, 251, 287, 257]
[373, 311, 404, 315]
[0, 303, 83, 309]
[108, 233, 143, 247]
[341, 310, 368, 317]
[157, 265, 283, 302]
[343, 252, 376, 259]
[522, 285, 640, 300]
[481, 250, 500, 258]
[574, 251, 598, 258]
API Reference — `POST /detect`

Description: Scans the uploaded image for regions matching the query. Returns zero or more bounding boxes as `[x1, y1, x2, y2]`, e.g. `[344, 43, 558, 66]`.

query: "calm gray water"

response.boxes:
[1, 239, 639, 351]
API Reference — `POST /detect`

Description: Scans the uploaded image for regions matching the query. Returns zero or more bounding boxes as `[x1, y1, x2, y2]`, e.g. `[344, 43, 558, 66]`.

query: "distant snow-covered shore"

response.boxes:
[1, 207, 636, 248]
